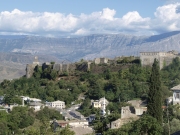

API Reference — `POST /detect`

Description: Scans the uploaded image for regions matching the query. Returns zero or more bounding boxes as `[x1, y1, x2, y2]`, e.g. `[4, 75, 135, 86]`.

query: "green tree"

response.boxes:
[170, 118, 180, 134]
[147, 59, 163, 124]
[36, 107, 63, 120]
[130, 115, 163, 135]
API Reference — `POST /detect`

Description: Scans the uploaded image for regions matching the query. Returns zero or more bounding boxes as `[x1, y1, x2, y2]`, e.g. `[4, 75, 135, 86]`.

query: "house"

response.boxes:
[171, 84, 180, 105]
[46, 100, 65, 109]
[29, 102, 43, 111]
[69, 111, 85, 120]
[91, 97, 109, 109]
[29, 98, 41, 102]
[111, 118, 138, 129]
[20, 96, 42, 102]
[127, 100, 147, 116]
[111, 100, 147, 129]
[54, 120, 88, 128]
[52, 119, 92, 135]
[69, 120, 89, 127]
[53, 120, 69, 128]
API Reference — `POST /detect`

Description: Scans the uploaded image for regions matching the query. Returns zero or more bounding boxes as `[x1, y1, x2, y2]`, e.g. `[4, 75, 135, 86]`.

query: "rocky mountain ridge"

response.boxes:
[0, 31, 180, 62]
[0, 31, 180, 81]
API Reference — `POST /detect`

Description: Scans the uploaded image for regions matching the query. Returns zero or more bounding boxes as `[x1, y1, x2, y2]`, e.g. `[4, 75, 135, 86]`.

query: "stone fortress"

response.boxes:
[26, 56, 40, 78]
[140, 50, 179, 69]
[26, 57, 114, 78]
[26, 50, 180, 78]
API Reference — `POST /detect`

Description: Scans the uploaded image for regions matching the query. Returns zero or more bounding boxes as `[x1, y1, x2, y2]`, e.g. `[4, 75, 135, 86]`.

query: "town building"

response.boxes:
[171, 84, 180, 105]
[20, 96, 41, 102]
[46, 100, 65, 109]
[111, 100, 147, 129]
[29, 102, 43, 111]
[52, 119, 93, 135]
[91, 97, 109, 109]
[92, 97, 109, 116]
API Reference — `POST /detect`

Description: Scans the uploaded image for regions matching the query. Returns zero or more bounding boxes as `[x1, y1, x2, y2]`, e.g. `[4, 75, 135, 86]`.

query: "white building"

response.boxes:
[46, 100, 65, 109]
[69, 120, 89, 127]
[92, 97, 109, 109]
[20, 96, 41, 102]
[171, 84, 180, 105]
[29, 102, 43, 111]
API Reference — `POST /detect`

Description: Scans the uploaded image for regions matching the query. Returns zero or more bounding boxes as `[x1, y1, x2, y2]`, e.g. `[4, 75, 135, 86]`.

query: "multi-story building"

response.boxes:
[46, 100, 65, 109]
[91, 97, 109, 109]
[171, 84, 180, 105]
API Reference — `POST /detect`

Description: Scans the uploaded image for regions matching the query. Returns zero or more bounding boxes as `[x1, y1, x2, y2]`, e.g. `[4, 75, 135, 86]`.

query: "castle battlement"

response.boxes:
[140, 50, 179, 69]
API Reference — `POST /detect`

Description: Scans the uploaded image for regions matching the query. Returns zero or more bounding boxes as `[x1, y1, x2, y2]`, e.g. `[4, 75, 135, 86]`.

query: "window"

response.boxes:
[177, 92, 180, 99]
[175, 92, 180, 99]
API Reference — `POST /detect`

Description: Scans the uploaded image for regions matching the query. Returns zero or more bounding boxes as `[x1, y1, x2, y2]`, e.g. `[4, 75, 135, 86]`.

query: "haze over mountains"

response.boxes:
[1, 31, 180, 62]
[0, 31, 180, 81]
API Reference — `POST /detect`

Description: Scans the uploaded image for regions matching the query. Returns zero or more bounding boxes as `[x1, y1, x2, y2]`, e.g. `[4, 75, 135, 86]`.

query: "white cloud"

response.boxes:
[1, 3, 180, 37]
[151, 3, 180, 32]
[100, 8, 116, 20]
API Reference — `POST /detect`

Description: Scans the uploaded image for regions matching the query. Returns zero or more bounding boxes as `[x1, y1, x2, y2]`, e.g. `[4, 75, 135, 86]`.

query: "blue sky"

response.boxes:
[0, 0, 180, 37]
[0, 0, 164, 17]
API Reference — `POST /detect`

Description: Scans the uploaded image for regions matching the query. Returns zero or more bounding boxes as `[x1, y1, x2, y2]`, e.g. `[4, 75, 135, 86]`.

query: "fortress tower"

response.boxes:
[26, 56, 40, 78]
[140, 50, 179, 69]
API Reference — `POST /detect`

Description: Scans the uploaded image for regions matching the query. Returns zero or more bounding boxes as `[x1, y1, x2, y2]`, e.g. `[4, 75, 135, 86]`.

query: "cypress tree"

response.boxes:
[147, 58, 163, 124]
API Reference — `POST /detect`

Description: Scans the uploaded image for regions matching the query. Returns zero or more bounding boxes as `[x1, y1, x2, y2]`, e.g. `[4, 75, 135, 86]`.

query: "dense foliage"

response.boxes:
[0, 106, 63, 135]
[104, 114, 162, 135]
[0, 107, 35, 134]
[1, 57, 180, 134]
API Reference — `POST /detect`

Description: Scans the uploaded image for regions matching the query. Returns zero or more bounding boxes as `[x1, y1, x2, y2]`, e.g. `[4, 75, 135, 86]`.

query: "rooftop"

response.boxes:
[171, 84, 180, 90]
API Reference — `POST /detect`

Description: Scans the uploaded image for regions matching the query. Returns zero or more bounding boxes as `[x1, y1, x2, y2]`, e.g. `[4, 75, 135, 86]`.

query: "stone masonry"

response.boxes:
[140, 50, 179, 69]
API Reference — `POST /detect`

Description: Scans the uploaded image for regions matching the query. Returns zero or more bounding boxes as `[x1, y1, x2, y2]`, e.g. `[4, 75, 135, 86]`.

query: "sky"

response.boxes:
[0, 0, 180, 37]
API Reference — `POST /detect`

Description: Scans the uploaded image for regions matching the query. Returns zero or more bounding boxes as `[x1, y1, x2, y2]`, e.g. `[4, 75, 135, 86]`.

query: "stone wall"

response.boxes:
[140, 51, 179, 69]
[26, 64, 38, 78]
[94, 58, 109, 64]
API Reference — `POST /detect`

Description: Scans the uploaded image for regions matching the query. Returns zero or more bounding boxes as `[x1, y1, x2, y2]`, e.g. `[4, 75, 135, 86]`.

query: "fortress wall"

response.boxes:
[53, 64, 61, 71]
[76, 62, 88, 72]
[140, 52, 161, 68]
[94, 58, 100, 64]
[62, 64, 69, 72]
[26, 64, 37, 78]
[163, 56, 178, 67]
[140, 51, 179, 69]
[69, 64, 76, 72]
[100, 58, 108, 64]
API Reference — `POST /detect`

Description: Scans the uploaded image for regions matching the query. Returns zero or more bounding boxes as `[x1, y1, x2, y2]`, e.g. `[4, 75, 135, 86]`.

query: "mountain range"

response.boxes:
[0, 31, 180, 81]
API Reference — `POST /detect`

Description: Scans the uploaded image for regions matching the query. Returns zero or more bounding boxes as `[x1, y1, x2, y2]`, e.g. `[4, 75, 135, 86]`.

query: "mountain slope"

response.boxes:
[0, 31, 180, 62]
